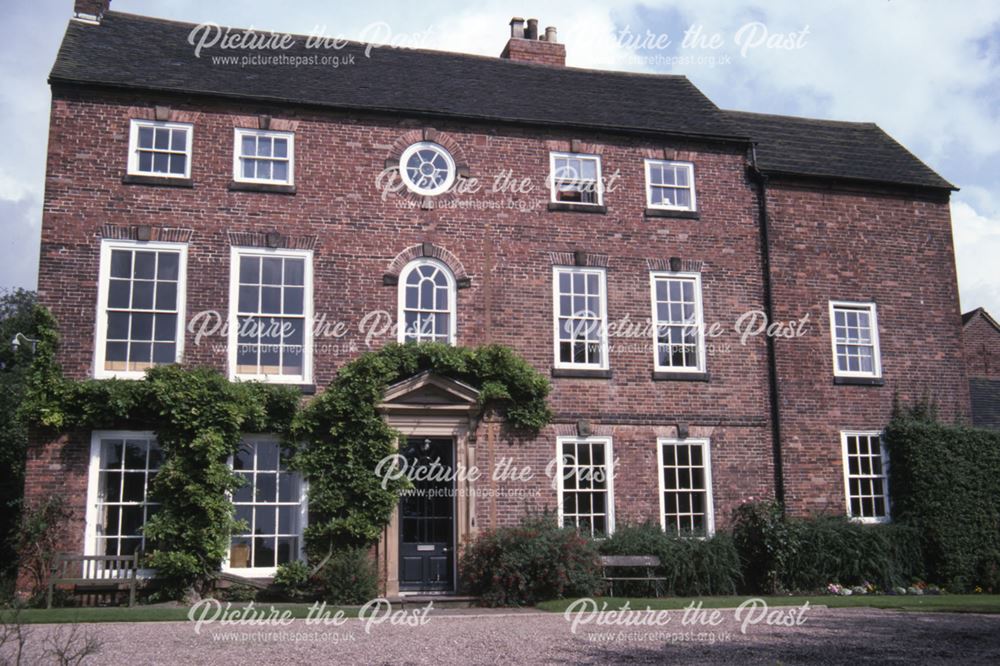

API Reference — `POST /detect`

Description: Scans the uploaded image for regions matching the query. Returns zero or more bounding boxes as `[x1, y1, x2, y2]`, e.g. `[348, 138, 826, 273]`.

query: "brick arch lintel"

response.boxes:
[383, 243, 471, 288]
[100, 224, 193, 243]
[386, 128, 470, 173]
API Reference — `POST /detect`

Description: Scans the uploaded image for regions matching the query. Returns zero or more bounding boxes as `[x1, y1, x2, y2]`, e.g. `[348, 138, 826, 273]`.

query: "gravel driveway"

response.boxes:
[10, 605, 1000, 665]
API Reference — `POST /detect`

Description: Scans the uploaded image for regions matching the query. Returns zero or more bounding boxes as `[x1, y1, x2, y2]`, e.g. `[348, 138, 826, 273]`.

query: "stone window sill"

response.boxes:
[228, 181, 297, 195]
[548, 202, 608, 214]
[652, 371, 709, 382]
[644, 208, 699, 220]
[551, 367, 613, 379]
[122, 174, 194, 188]
[833, 376, 885, 386]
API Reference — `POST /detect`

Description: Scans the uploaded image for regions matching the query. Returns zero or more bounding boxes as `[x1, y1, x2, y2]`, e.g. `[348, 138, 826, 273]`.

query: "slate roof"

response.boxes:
[963, 307, 1000, 331]
[970, 379, 1000, 431]
[724, 111, 954, 190]
[49, 12, 739, 140]
[50, 11, 953, 191]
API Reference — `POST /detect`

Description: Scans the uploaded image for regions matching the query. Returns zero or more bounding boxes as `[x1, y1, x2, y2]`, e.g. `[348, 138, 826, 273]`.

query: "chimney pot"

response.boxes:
[525, 18, 539, 40]
[500, 17, 566, 66]
[509, 17, 525, 39]
[74, 0, 110, 21]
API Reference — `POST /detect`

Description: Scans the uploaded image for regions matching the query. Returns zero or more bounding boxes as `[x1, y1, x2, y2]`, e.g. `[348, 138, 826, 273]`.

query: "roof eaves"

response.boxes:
[47, 76, 753, 145]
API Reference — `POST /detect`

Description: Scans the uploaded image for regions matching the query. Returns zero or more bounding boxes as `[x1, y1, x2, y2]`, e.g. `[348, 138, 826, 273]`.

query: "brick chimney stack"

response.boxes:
[74, 0, 110, 22]
[500, 17, 565, 66]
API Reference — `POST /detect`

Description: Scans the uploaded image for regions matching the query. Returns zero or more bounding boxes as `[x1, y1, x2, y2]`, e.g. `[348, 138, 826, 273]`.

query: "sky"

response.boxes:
[2, 0, 998, 315]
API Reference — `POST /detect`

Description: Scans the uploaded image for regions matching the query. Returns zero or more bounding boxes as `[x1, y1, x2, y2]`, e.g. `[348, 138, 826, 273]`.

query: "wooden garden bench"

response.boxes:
[600, 555, 666, 597]
[47, 554, 137, 608]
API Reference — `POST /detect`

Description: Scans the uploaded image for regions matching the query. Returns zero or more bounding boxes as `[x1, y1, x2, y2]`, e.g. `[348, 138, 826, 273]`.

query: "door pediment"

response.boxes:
[379, 371, 480, 416]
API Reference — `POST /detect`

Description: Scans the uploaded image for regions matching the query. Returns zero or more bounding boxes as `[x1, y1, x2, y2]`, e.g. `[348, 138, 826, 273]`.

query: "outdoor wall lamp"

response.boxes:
[11, 332, 40, 354]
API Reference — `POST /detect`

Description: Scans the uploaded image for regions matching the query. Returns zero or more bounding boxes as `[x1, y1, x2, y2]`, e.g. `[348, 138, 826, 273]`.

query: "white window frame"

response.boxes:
[829, 301, 882, 378]
[552, 266, 610, 370]
[84, 430, 161, 578]
[221, 435, 309, 578]
[398, 141, 457, 196]
[644, 159, 697, 211]
[232, 128, 295, 186]
[549, 152, 604, 206]
[227, 247, 314, 384]
[555, 436, 615, 537]
[396, 257, 458, 345]
[649, 271, 706, 373]
[127, 119, 193, 179]
[656, 438, 715, 537]
[841, 431, 891, 524]
[93, 239, 188, 380]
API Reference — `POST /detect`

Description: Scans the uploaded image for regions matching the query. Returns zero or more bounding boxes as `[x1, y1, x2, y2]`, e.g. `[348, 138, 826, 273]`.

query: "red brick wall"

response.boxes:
[963, 313, 1000, 379]
[30, 83, 970, 571]
[16, 431, 90, 597]
[765, 181, 971, 516]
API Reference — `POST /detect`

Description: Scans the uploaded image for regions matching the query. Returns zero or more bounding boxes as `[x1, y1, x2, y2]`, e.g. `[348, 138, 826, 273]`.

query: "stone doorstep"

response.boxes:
[214, 572, 271, 590]
[390, 595, 479, 610]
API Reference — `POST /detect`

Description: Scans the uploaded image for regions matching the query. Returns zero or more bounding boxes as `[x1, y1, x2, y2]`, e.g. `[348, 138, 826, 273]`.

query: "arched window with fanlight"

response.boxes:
[397, 258, 456, 344]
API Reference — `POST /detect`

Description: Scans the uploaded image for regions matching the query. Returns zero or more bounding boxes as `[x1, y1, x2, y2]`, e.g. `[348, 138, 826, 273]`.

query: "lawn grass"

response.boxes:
[536, 594, 1000, 615]
[3, 602, 359, 625]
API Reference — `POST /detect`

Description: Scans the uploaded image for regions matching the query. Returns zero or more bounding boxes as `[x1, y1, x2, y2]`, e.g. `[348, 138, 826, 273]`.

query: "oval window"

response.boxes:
[399, 142, 456, 196]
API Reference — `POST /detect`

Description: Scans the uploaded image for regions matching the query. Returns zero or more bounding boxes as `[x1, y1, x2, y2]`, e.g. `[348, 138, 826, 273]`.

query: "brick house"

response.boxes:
[23, 0, 971, 596]
[962, 307, 1000, 429]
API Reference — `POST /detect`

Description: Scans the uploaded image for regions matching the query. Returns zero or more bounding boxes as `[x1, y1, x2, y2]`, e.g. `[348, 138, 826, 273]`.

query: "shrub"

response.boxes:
[599, 522, 741, 597]
[13, 496, 73, 598]
[885, 415, 1000, 591]
[731, 500, 922, 593]
[312, 548, 379, 605]
[273, 561, 312, 600]
[781, 516, 921, 591]
[730, 501, 789, 594]
[460, 515, 603, 607]
[217, 583, 259, 603]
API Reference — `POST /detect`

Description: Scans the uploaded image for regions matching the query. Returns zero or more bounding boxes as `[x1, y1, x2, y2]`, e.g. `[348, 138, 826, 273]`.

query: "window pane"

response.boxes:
[261, 258, 282, 285]
[110, 251, 132, 278]
[153, 313, 176, 342]
[157, 253, 179, 280]
[153, 153, 169, 173]
[130, 313, 154, 341]
[274, 162, 289, 182]
[284, 287, 304, 315]
[261, 287, 281, 314]
[152, 342, 175, 364]
[155, 282, 177, 310]
[169, 154, 186, 175]
[284, 259, 304, 286]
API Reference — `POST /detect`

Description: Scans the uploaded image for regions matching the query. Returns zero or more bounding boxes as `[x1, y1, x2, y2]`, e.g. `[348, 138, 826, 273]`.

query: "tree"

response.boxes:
[0, 288, 42, 589]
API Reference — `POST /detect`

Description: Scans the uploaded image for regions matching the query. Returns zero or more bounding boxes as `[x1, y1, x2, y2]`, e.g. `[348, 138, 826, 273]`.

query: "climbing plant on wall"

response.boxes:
[291, 342, 553, 561]
[23, 309, 551, 596]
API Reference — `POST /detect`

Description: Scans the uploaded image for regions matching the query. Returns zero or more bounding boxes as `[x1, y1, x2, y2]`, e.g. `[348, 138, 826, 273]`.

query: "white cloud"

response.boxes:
[952, 198, 1000, 315]
[3, 0, 998, 308]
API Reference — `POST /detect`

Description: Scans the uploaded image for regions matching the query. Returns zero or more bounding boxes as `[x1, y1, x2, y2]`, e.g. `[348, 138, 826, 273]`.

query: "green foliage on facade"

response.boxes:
[291, 342, 552, 560]
[884, 413, 1000, 592]
[0, 290, 52, 585]
[731, 500, 923, 593]
[21, 310, 551, 596]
